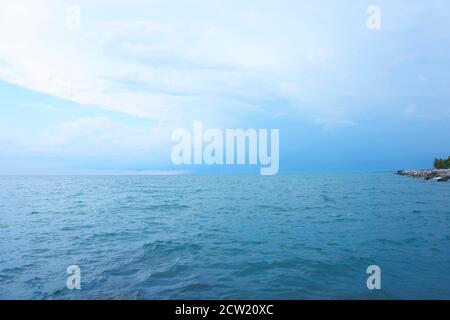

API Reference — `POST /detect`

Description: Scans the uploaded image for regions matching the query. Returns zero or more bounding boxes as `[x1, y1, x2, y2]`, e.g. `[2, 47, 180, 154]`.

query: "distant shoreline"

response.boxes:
[396, 169, 450, 182]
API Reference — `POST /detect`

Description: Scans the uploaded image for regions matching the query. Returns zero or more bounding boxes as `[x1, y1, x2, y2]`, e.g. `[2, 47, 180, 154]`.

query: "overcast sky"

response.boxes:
[0, 0, 449, 174]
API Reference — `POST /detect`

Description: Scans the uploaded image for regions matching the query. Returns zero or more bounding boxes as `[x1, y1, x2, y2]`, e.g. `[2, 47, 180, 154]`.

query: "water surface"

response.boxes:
[0, 174, 449, 299]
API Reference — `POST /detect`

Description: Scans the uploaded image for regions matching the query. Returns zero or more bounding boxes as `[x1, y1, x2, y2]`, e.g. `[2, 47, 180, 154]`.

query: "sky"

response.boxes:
[0, 0, 449, 174]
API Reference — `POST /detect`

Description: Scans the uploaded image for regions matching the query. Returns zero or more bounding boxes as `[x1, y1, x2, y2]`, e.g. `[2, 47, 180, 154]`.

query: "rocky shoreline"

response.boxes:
[396, 169, 450, 182]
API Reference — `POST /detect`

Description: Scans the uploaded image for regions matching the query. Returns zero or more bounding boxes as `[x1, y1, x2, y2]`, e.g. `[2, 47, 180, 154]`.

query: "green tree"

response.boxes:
[434, 158, 439, 169]
[434, 156, 450, 169]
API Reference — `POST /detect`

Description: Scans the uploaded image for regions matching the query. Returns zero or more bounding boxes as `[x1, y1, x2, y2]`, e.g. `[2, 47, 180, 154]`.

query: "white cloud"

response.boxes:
[313, 117, 358, 131]
[1, 0, 447, 135]
[21, 116, 167, 158]
[0, 0, 343, 127]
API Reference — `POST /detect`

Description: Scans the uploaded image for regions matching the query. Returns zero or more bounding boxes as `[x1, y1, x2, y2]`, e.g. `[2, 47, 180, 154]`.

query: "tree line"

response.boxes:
[434, 156, 450, 169]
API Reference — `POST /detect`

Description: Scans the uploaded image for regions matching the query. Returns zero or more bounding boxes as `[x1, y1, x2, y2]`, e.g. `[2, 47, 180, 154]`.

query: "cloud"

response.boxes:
[402, 104, 450, 121]
[0, 0, 449, 135]
[34, 116, 171, 157]
[313, 117, 358, 131]
[0, 0, 342, 128]
[1, 0, 450, 174]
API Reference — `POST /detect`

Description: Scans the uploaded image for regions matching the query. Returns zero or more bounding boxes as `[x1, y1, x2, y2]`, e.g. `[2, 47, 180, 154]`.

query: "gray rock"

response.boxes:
[396, 169, 450, 182]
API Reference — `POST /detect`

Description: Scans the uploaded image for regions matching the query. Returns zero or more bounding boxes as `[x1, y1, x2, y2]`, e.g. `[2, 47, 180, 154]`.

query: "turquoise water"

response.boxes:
[0, 174, 449, 299]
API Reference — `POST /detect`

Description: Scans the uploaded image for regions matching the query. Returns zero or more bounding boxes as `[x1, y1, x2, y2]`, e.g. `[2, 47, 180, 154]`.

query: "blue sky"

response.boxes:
[0, 0, 449, 174]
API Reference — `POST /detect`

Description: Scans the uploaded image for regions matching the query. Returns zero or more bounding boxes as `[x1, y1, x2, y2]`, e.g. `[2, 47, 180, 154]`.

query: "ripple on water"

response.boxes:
[1, 174, 450, 299]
